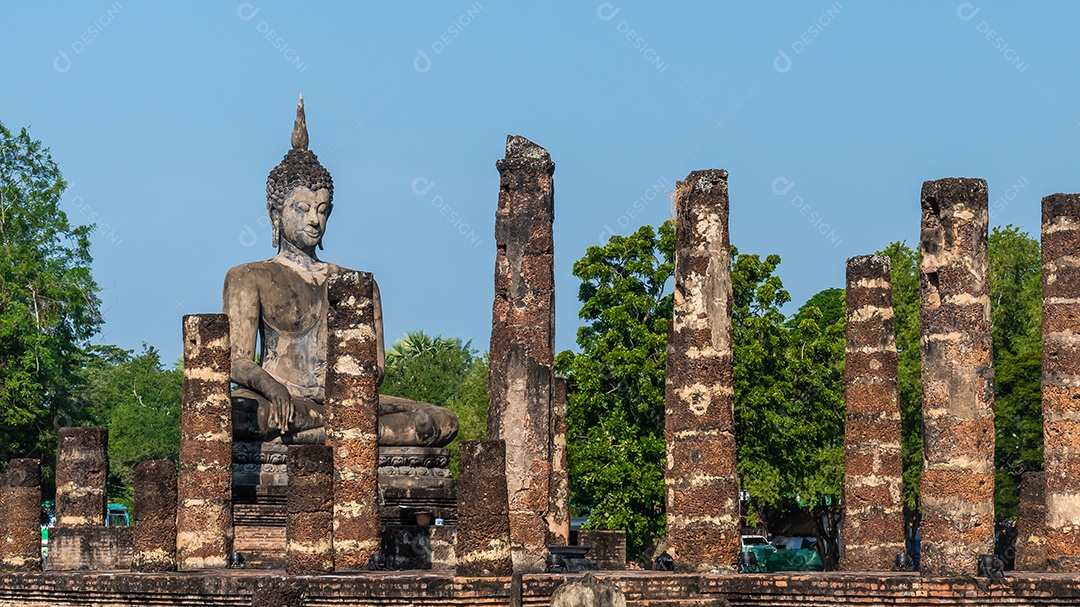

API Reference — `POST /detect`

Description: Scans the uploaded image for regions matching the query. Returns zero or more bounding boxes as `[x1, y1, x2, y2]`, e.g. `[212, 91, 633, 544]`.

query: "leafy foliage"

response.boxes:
[380, 330, 488, 474]
[78, 345, 182, 507]
[0, 122, 101, 480]
[555, 223, 675, 562]
[557, 222, 848, 563]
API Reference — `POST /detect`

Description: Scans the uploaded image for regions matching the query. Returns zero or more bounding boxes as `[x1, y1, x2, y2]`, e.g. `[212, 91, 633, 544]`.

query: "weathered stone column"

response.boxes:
[0, 459, 41, 571]
[177, 313, 233, 570]
[286, 444, 334, 575]
[839, 255, 905, 571]
[132, 459, 177, 572]
[1042, 193, 1080, 571]
[455, 440, 512, 577]
[549, 376, 570, 546]
[1016, 470, 1047, 571]
[488, 135, 559, 572]
[55, 427, 108, 528]
[664, 169, 739, 572]
[918, 178, 995, 575]
[325, 271, 381, 571]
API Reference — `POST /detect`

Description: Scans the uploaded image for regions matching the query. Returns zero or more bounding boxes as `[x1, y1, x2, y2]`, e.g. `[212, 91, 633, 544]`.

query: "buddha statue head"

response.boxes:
[266, 94, 334, 250]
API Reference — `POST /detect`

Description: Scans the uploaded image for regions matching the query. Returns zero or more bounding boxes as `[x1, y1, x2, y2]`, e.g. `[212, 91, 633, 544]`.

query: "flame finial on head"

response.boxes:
[291, 93, 309, 151]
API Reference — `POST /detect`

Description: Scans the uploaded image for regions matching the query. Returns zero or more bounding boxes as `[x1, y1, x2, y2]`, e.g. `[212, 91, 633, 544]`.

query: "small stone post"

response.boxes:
[0, 459, 41, 571]
[325, 271, 381, 571]
[664, 169, 739, 571]
[55, 427, 108, 527]
[1042, 193, 1080, 571]
[839, 255, 905, 571]
[132, 459, 177, 572]
[488, 135, 559, 572]
[456, 440, 513, 577]
[177, 313, 233, 570]
[918, 178, 995, 575]
[286, 444, 334, 575]
[1016, 470, 1047, 571]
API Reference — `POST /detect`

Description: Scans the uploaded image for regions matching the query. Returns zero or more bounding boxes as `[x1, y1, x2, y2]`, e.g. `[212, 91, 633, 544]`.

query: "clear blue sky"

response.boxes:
[3, 2, 1078, 364]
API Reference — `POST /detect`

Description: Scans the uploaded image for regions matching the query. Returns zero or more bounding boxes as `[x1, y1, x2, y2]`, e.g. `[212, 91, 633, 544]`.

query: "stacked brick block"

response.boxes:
[455, 440, 512, 577]
[917, 178, 995, 575]
[286, 444, 334, 575]
[132, 459, 177, 572]
[664, 169, 739, 572]
[325, 271, 381, 571]
[0, 459, 41, 571]
[840, 255, 905, 570]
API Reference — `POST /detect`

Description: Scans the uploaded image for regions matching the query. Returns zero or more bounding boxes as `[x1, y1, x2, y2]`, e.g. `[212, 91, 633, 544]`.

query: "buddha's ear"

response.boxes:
[268, 203, 282, 248]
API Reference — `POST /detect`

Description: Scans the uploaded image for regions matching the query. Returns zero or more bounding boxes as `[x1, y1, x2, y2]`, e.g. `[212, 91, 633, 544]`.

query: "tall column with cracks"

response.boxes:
[664, 169, 739, 572]
[1042, 193, 1080, 571]
[487, 135, 565, 572]
[325, 270, 381, 571]
[918, 178, 995, 575]
[839, 255, 904, 571]
[177, 314, 233, 570]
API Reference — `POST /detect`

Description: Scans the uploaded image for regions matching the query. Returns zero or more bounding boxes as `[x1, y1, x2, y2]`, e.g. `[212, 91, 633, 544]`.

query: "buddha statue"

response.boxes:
[224, 95, 458, 449]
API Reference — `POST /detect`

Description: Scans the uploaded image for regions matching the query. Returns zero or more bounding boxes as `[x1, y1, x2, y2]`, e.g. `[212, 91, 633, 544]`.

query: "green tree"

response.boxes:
[380, 330, 489, 473]
[555, 223, 674, 562]
[78, 345, 182, 507]
[988, 225, 1042, 521]
[0, 123, 101, 479]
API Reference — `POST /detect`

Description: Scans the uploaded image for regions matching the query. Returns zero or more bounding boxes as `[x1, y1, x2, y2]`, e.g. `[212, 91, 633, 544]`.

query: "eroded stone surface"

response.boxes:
[286, 444, 333, 575]
[0, 459, 41, 571]
[664, 169, 739, 572]
[177, 314, 234, 570]
[1017, 470, 1048, 571]
[487, 135, 564, 572]
[1042, 193, 1080, 572]
[55, 427, 107, 528]
[455, 440, 512, 577]
[325, 271, 380, 571]
[918, 178, 995, 576]
[550, 573, 627, 607]
[840, 255, 904, 571]
[132, 459, 177, 572]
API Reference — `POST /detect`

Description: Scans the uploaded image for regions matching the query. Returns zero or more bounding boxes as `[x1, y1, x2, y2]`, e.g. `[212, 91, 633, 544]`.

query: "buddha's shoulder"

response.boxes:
[324, 263, 375, 282]
[224, 259, 278, 285]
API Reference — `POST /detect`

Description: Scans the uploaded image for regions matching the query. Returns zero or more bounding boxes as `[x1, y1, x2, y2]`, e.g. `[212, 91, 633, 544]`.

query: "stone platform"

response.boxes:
[3, 571, 1080, 606]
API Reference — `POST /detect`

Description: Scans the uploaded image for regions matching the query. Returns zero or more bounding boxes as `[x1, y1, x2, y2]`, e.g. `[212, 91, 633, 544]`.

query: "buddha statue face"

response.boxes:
[273, 186, 331, 251]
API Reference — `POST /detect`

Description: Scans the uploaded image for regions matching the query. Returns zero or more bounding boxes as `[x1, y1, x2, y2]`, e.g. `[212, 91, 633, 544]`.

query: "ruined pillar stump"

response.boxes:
[488, 135, 562, 572]
[1042, 193, 1080, 571]
[0, 459, 41, 571]
[132, 459, 177, 572]
[456, 440, 512, 577]
[918, 178, 995, 575]
[1016, 470, 1047, 571]
[325, 271, 380, 571]
[664, 169, 739, 572]
[177, 313, 233, 570]
[286, 444, 334, 575]
[56, 427, 108, 527]
[578, 530, 626, 570]
[839, 255, 904, 571]
[550, 377, 570, 546]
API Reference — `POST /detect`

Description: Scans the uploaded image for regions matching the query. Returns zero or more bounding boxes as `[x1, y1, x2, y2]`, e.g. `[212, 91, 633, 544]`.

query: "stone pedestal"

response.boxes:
[1042, 193, 1080, 571]
[456, 440, 512, 577]
[132, 459, 177, 572]
[1016, 470, 1048, 571]
[56, 427, 108, 528]
[664, 169, 739, 572]
[177, 313, 233, 570]
[286, 444, 334, 575]
[839, 255, 904, 571]
[918, 178, 995, 576]
[45, 527, 132, 571]
[488, 135, 563, 572]
[325, 271, 381, 571]
[0, 459, 41, 571]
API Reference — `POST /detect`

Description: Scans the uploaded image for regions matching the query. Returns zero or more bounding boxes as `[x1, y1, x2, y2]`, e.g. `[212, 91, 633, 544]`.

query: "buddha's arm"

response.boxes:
[373, 278, 385, 385]
[223, 266, 292, 427]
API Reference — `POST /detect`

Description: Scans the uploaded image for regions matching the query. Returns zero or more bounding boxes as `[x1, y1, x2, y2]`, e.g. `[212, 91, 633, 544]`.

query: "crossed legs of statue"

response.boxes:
[232, 389, 458, 447]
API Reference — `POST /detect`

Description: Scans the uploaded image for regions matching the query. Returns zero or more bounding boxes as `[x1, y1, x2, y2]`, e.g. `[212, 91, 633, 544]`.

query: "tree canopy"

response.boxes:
[0, 122, 101, 476]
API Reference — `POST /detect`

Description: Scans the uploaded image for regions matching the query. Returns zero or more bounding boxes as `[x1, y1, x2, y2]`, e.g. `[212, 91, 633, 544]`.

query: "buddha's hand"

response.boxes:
[265, 382, 295, 434]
